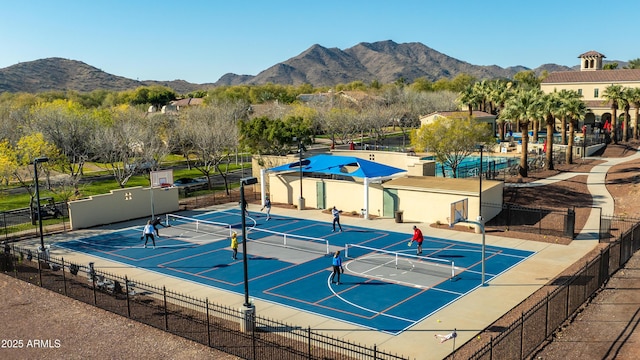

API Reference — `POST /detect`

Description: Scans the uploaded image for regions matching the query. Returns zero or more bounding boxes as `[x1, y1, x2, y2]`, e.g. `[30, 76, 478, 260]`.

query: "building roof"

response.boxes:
[383, 175, 502, 193]
[578, 51, 606, 58]
[542, 69, 640, 84]
[170, 98, 204, 106]
[420, 110, 496, 120]
[268, 154, 406, 179]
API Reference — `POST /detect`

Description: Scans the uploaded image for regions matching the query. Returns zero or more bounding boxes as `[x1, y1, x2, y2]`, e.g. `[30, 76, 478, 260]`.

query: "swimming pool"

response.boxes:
[421, 155, 519, 178]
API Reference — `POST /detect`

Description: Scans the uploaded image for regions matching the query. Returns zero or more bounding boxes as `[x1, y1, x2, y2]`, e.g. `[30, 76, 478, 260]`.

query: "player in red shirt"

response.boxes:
[412, 225, 424, 255]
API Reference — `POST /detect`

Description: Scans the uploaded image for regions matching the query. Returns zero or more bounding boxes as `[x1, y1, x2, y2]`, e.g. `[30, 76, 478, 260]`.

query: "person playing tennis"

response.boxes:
[141, 220, 156, 249]
[260, 196, 272, 221]
[230, 232, 238, 260]
[330, 250, 343, 284]
[331, 206, 343, 232]
[411, 225, 424, 255]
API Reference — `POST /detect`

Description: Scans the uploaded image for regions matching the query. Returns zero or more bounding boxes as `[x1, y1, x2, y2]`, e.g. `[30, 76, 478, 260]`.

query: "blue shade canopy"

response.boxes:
[268, 154, 406, 178]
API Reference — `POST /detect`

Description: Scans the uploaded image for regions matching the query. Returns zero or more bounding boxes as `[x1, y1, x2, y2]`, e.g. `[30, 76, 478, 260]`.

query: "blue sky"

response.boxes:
[3, 0, 639, 84]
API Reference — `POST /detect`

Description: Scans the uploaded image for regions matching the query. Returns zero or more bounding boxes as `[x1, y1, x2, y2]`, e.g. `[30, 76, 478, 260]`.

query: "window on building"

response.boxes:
[578, 89, 582, 96]
[594, 88, 599, 98]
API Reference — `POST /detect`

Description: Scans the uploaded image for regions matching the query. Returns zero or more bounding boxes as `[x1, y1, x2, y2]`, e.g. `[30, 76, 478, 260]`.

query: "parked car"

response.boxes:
[30, 197, 63, 225]
[125, 160, 158, 173]
[172, 177, 208, 191]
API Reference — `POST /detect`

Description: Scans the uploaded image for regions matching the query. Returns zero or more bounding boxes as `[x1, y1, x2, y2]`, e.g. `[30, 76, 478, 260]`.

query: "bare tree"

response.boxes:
[177, 100, 245, 194]
[28, 100, 95, 193]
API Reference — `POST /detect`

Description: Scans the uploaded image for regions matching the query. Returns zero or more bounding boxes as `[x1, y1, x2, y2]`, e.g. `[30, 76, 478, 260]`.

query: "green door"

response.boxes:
[316, 181, 325, 209]
[382, 188, 399, 217]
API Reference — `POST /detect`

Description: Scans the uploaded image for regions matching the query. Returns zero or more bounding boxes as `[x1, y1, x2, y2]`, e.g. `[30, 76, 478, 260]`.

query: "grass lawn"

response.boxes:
[0, 162, 249, 212]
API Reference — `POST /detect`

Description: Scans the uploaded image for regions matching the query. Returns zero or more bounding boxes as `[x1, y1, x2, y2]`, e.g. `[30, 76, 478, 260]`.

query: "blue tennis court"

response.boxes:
[57, 209, 534, 335]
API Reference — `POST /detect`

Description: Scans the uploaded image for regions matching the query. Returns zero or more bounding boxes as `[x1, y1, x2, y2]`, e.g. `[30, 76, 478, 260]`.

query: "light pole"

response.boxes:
[294, 137, 306, 211]
[477, 144, 484, 220]
[33, 156, 49, 253]
[477, 144, 486, 286]
[239, 176, 257, 308]
[239, 176, 257, 333]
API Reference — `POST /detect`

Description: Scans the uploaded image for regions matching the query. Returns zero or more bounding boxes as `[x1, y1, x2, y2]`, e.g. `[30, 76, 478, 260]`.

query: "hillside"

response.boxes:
[0, 58, 213, 94]
[0, 41, 580, 93]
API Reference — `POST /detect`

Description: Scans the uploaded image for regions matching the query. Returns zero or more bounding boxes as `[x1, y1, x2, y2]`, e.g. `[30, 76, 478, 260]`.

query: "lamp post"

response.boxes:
[294, 137, 305, 211]
[239, 176, 257, 333]
[239, 176, 257, 308]
[477, 144, 484, 220]
[477, 144, 486, 286]
[33, 156, 49, 252]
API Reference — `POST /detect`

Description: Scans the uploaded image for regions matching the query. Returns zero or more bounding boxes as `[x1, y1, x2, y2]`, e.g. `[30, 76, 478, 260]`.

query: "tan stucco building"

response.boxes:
[419, 111, 497, 135]
[541, 51, 640, 132]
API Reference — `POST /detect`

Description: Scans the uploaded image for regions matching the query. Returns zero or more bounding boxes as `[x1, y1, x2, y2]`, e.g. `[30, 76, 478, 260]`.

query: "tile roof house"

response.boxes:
[541, 51, 640, 134]
[419, 110, 497, 134]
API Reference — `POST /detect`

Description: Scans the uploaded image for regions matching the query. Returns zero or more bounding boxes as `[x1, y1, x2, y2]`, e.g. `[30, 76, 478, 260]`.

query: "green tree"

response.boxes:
[411, 114, 494, 178]
[0, 140, 17, 186]
[620, 88, 633, 142]
[540, 92, 562, 170]
[15, 132, 61, 193]
[603, 62, 619, 70]
[501, 88, 544, 177]
[602, 84, 625, 144]
[513, 70, 541, 89]
[409, 77, 433, 92]
[563, 97, 587, 164]
[625, 58, 640, 69]
[487, 80, 514, 141]
[457, 84, 480, 116]
[239, 115, 312, 157]
[449, 74, 477, 93]
[128, 86, 176, 110]
[629, 87, 640, 140]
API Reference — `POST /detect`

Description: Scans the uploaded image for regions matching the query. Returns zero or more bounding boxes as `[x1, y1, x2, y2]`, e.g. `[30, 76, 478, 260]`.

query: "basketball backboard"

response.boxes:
[449, 198, 468, 227]
[150, 169, 173, 188]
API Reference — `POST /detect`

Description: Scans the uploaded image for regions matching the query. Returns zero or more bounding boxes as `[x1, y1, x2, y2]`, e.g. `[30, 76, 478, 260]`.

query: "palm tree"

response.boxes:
[624, 58, 640, 69]
[501, 88, 544, 177]
[602, 85, 625, 144]
[564, 97, 587, 164]
[620, 88, 633, 142]
[556, 89, 575, 145]
[457, 84, 479, 116]
[629, 87, 640, 140]
[472, 80, 490, 112]
[488, 80, 513, 141]
[541, 92, 562, 170]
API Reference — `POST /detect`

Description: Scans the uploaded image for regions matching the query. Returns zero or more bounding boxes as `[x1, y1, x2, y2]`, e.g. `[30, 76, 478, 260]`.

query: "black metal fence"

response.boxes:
[0, 245, 406, 360]
[445, 216, 640, 360]
[0, 202, 69, 241]
[485, 203, 576, 239]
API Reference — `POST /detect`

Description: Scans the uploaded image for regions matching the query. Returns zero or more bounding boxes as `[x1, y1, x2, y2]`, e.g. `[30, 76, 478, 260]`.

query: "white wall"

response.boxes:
[68, 187, 179, 229]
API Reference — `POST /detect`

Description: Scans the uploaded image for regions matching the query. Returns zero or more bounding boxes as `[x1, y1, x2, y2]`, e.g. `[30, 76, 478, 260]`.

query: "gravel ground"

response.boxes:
[0, 274, 239, 360]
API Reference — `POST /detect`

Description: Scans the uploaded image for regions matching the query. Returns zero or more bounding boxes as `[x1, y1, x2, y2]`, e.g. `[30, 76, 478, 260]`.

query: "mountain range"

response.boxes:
[0, 40, 588, 94]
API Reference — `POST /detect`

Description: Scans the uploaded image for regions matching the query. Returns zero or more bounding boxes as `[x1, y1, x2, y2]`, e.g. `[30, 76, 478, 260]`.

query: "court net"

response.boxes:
[248, 227, 330, 255]
[165, 214, 233, 242]
[344, 244, 457, 280]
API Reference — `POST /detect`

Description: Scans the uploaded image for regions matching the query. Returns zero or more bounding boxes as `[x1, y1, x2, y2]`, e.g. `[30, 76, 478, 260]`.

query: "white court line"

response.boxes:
[326, 275, 417, 323]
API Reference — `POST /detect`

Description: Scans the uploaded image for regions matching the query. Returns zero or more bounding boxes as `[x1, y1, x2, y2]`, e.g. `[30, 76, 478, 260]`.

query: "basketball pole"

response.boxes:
[462, 218, 486, 286]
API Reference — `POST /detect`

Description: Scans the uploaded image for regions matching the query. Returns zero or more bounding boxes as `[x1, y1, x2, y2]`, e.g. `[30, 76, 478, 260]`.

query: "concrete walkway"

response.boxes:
[32, 149, 640, 360]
